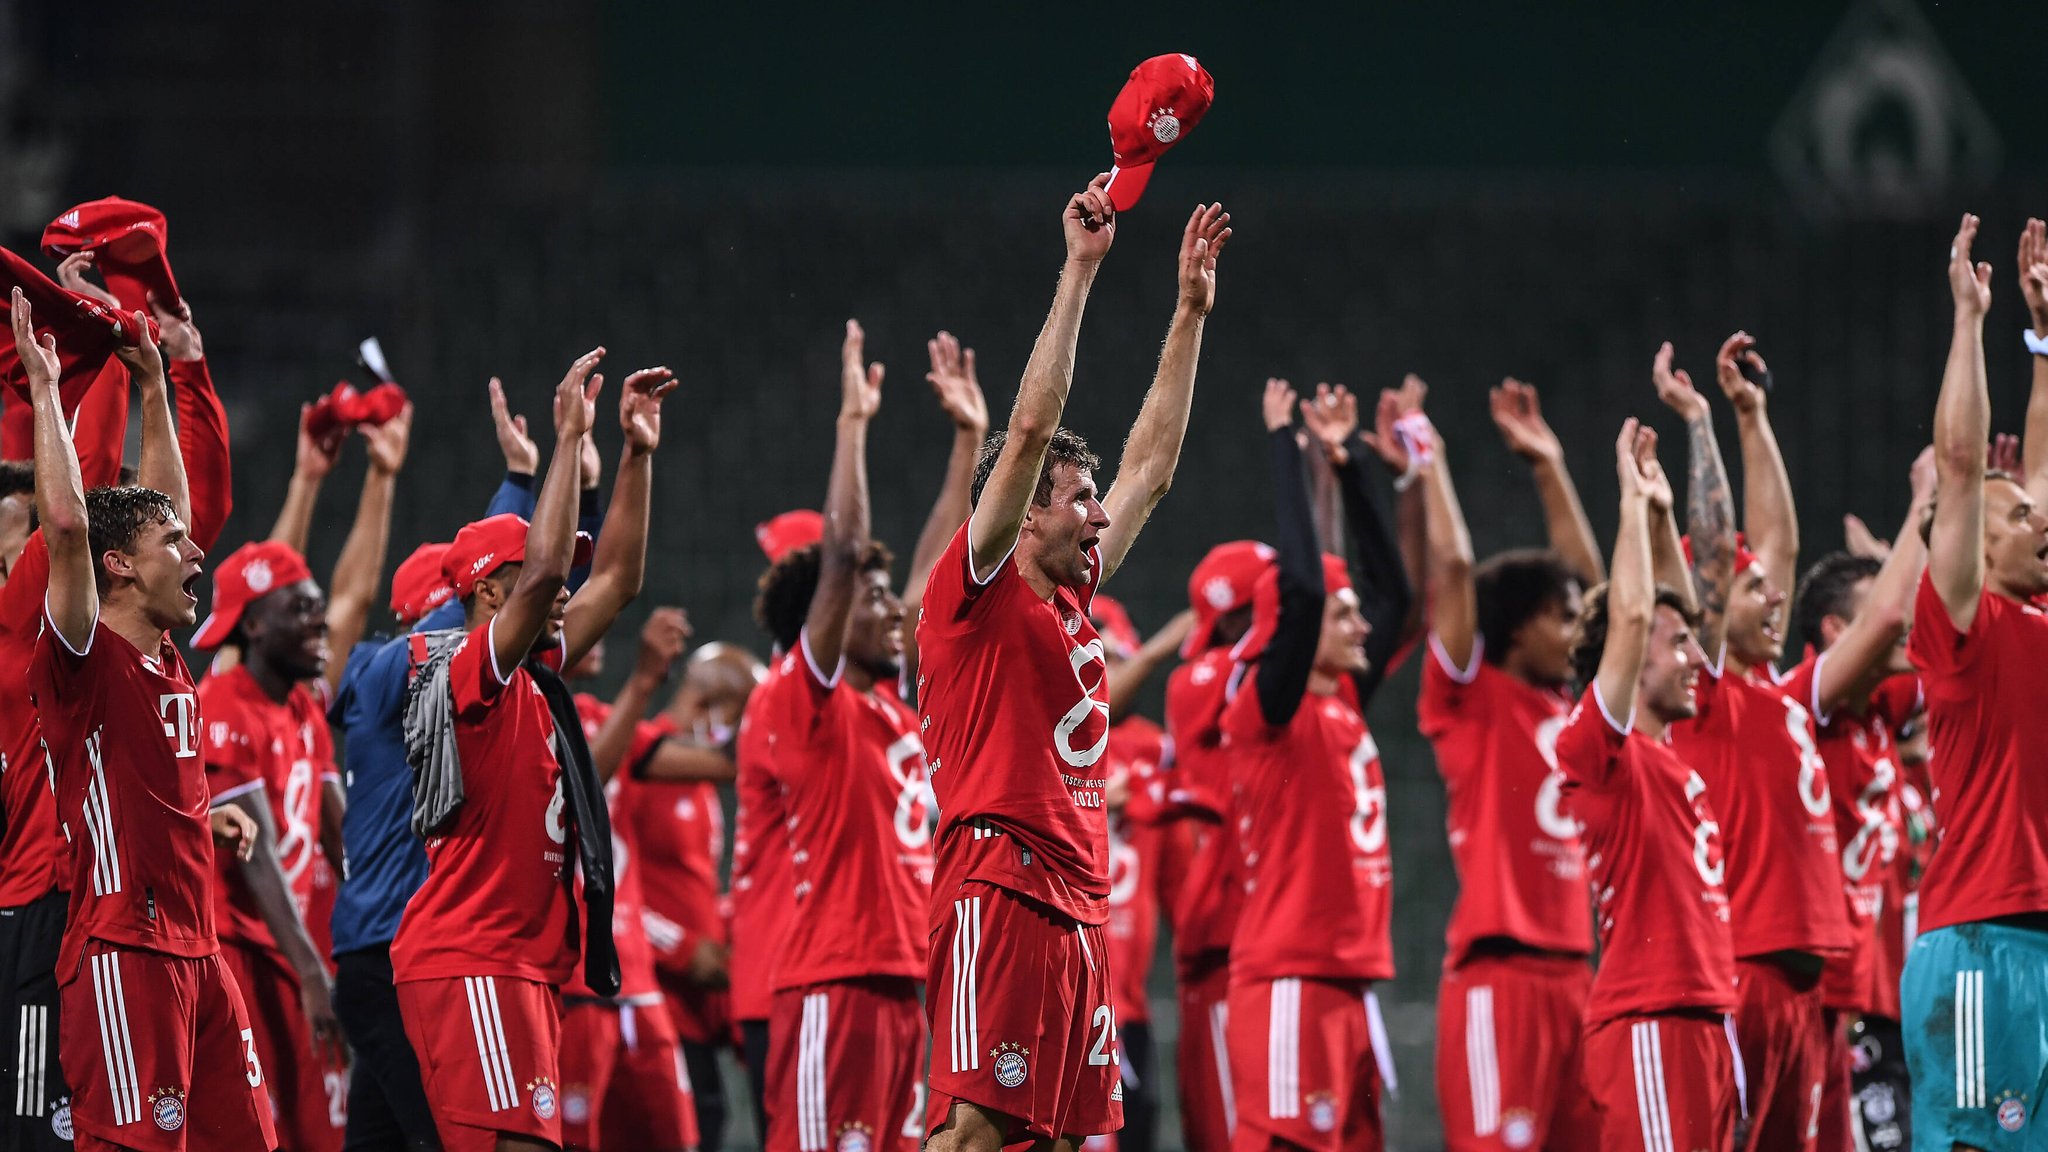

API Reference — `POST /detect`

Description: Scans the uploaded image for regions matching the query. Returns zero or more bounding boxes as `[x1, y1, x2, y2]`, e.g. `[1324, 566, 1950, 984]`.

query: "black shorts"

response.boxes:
[0, 889, 73, 1150]
[333, 945, 441, 1151]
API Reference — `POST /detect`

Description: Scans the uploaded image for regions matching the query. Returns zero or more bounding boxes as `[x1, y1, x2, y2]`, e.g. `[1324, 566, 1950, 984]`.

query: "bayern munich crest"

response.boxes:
[1998, 1096, 2027, 1132]
[1306, 1092, 1337, 1134]
[563, 1086, 591, 1125]
[529, 1078, 559, 1121]
[991, 1042, 1030, 1088]
[150, 1087, 187, 1131]
[51, 1101, 73, 1141]
[836, 1121, 874, 1152]
[1150, 110, 1181, 144]
[1501, 1108, 1537, 1148]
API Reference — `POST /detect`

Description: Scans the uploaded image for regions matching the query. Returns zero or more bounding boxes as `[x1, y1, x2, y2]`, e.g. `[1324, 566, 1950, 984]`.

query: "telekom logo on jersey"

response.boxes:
[159, 693, 198, 759]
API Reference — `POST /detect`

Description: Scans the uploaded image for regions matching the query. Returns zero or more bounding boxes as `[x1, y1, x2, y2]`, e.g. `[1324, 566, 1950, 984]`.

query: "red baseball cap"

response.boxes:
[1090, 594, 1143, 661]
[40, 197, 184, 315]
[1232, 553, 1354, 663]
[756, 510, 824, 563]
[391, 542, 455, 625]
[306, 380, 410, 444]
[192, 541, 314, 650]
[1183, 540, 1275, 656]
[1104, 53, 1215, 212]
[441, 513, 595, 600]
[0, 246, 154, 414]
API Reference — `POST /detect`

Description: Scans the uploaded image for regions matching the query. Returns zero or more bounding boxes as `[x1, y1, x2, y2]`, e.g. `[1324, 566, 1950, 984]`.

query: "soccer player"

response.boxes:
[1415, 376, 1605, 1152]
[1164, 539, 1270, 1152]
[17, 286, 277, 1150]
[389, 349, 674, 1152]
[1556, 417, 1739, 1151]
[919, 183, 1228, 1152]
[1220, 379, 1411, 1152]
[1898, 214, 2048, 1152]
[1656, 333, 1850, 1152]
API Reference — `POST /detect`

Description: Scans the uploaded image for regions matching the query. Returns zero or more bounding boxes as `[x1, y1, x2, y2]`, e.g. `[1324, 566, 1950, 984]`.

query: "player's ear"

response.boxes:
[100, 548, 135, 585]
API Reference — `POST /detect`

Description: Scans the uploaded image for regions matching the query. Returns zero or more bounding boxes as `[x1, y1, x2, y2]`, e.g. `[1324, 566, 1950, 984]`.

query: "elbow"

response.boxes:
[1006, 412, 1055, 451]
[41, 505, 88, 546]
[1435, 546, 1473, 584]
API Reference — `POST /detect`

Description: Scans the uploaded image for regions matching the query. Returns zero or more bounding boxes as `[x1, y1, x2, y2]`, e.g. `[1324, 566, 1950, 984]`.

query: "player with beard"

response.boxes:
[17, 288, 276, 1150]
[1557, 418, 1739, 1151]
[1656, 333, 1850, 1152]
[1411, 375, 1604, 1152]
[920, 185, 1228, 1152]
[1220, 379, 1412, 1152]
[186, 401, 412, 1152]
[1897, 215, 2048, 1152]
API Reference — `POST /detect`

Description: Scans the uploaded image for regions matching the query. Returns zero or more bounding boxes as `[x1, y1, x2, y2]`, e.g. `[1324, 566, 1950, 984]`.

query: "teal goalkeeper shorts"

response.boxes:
[1900, 920, 2048, 1151]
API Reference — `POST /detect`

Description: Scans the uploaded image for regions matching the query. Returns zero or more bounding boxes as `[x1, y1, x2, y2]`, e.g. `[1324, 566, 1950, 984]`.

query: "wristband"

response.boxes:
[2026, 329, 2048, 357]
[1392, 412, 1436, 490]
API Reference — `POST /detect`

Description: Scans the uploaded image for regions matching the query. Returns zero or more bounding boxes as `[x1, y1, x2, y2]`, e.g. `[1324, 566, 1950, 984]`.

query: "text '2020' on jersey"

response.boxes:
[916, 522, 1112, 926]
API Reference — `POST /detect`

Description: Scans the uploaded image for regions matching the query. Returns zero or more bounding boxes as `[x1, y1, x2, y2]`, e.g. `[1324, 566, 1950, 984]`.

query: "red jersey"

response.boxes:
[30, 615, 214, 975]
[1105, 716, 1170, 1023]
[391, 619, 577, 986]
[917, 523, 1112, 926]
[1816, 671, 1918, 1016]
[630, 770, 726, 985]
[198, 668, 334, 953]
[1221, 669, 1394, 985]
[0, 534, 59, 906]
[755, 636, 932, 989]
[1164, 651, 1242, 963]
[1906, 576, 2048, 931]
[729, 671, 793, 1022]
[1555, 687, 1737, 1024]
[566, 695, 672, 1002]
[1415, 635, 1591, 964]
[1667, 655, 1849, 958]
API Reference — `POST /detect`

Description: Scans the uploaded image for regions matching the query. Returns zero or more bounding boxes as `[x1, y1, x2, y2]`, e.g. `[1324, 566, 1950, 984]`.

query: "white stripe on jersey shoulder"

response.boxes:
[1592, 682, 1636, 736]
[1430, 631, 1484, 684]
[42, 597, 98, 657]
[797, 627, 846, 690]
[962, 513, 1019, 589]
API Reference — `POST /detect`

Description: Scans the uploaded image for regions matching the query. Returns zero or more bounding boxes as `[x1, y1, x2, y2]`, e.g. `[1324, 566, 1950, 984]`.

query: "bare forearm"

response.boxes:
[1736, 408, 1799, 594]
[319, 780, 345, 883]
[2026, 351, 2048, 502]
[1930, 315, 1988, 622]
[807, 416, 871, 670]
[581, 448, 648, 596]
[1120, 307, 1205, 511]
[1531, 454, 1605, 585]
[905, 427, 980, 610]
[1012, 263, 1098, 439]
[593, 677, 659, 783]
[269, 473, 322, 554]
[1650, 507, 1697, 617]
[1595, 500, 1655, 716]
[1421, 456, 1477, 660]
[135, 371, 190, 526]
[239, 847, 325, 982]
[1684, 414, 1738, 649]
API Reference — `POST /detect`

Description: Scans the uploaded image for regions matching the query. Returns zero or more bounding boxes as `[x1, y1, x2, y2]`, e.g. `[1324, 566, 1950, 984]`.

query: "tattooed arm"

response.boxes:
[1653, 342, 1737, 661]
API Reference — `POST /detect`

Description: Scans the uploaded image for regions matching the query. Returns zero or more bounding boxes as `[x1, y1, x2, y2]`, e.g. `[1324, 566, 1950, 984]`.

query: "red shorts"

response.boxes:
[61, 941, 276, 1152]
[769, 977, 925, 1152]
[1815, 1011, 1851, 1152]
[1436, 952, 1597, 1151]
[1225, 977, 1386, 1152]
[1582, 1012, 1740, 1152]
[1733, 959, 1827, 1152]
[1176, 955, 1236, 1152]
[560, 997, 698, 1152]
[220, 941, 344, 1152]
[926, 882, 1123, 1143]
[396, 975, 562, 1152]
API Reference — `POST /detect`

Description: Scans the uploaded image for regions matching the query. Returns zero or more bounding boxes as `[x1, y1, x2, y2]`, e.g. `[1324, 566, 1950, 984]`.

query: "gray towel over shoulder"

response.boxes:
[401, 628, 469, 837]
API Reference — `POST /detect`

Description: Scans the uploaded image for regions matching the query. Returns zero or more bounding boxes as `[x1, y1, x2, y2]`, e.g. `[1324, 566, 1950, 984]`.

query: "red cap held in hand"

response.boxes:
[0, 246, 156, 412]
[756, 510, 824, 564]
[1183, 540, 1275, 657]
[41, 196, 184, 315]
[442, 514, 594, 600]
[1104, 54, 1215, 212]
[391, 542, 455, 625]
[192, 541, 314, 651]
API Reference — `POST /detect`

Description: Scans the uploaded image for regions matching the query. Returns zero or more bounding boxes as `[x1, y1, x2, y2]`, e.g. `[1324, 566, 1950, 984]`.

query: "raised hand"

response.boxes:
[840, 320, 883, 422]
[1636, 425, 1672, 514]
[1652, 341, 1709, 422]
[1989, 432, 2022, 476]
[1263, 377, 1299, 432]
[109, 309, 163, 381]
[489, 376, 540, 474]
[146, 290, 203, 362]
[53, 251, 120, 310]
[2020, 218, 2048, 334]
[1298, 383, 1359, 463]
[554, 347, 606, 441]
[634, 606, 693, 686]
[294, 403, 344, 480]
[9, 289, 59, 393]
[1713, 331, 1768, 415]
[361, 403, 414, 475]
[1358, 374, 1430, 473]
[1616, 418, 1653, 502]
[1063, 173, 1117, 265]
[1842, 514, 1891, 562]
[620, 366, 679, 455]
[925, 330, 988, 433]
[1489, 377, 1562, 462]
[1177, 202, 1231, 316]
[1949, 213, 1992, 319]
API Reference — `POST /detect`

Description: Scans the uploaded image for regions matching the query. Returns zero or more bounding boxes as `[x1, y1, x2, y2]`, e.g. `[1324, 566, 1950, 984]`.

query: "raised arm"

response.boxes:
[218, 789, 341, 1060]
[54, 256, 132, 490]
[969, 176, 1117, 580]
[1813, 450, 1936, 716]
[322, 407, 412, 696]
[2016, 218, 2048, 506]
[270, 405, 341, 554]
[559, 365, 677, 671]
[1330, 425, 1415, 702]
[153, 295, 232, 552]
[1654, 341, 1738, 661]
[125, 320, 188, 532]
[1594, 421, 1665, 721]
[901, 331, 989, 689]
[803, 323, 882, 676]
[1930, 215, 1994, 630]
[591, 608, 689, 783]
[1404, 387, 1479, 668]
[493, 350, 603, 673]
[1255, 380, 1325, 728]
[1715, 332, 1799, 604]
[1098, 203, 1230, 583]
[15, 290, 95, 646]
[1492, 378, 1605, 585]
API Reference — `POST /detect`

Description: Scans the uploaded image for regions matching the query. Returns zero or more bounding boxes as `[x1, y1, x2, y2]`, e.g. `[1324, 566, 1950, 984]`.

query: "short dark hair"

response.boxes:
[1791, 551, 1882, 655]
[1474, 549, 1581, 666]
[83, 485, 178, 593]
[970, 428, 1102, 508]
[1570, 581, 1699, 690]
[0, 462, 34, 502]
[753, 539, 896, 652]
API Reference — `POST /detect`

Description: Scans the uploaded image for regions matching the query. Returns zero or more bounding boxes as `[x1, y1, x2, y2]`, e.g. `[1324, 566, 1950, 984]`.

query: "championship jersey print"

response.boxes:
[757, 634, 932, 989]
[1416, 635, 1591, 963]
[30, 615, 217, 973]
[916, 522, 1112, 925]
[1555, 686, 1737, 1024]
[1816, 669, 1917, 1016]
[200, 667, 334, 952]
[1221, 667, 1394, 984]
